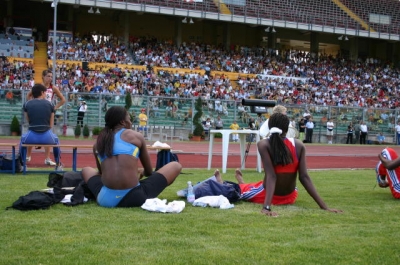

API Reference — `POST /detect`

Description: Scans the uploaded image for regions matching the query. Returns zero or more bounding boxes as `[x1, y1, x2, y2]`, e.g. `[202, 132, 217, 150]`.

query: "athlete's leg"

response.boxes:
[44, 146, 51, 161]
[82, 166, 99, 183]
[214, 169, 223, 183]
[155, 161, 182, 185]
[235, 168, 245, 184]
[26, 146, 33, 159]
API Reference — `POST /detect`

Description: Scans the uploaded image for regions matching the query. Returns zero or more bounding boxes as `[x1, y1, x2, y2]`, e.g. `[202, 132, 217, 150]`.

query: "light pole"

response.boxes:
[52, 0, 67, 135]
[52, 0, 58, 85]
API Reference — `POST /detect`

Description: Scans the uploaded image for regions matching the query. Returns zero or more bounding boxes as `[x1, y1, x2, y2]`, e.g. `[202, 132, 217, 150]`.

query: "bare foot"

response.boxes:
[214, 169, 223, 183]
[235, 168, 245, 184]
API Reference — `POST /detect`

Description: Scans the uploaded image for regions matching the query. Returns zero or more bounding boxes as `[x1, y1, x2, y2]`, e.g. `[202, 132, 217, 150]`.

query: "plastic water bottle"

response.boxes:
[187, 181, 195, 203]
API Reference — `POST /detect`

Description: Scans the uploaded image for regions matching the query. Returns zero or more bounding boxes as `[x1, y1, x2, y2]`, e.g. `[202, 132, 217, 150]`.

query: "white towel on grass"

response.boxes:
[141, 198, 185, 213]
[192, 195, 234, 209]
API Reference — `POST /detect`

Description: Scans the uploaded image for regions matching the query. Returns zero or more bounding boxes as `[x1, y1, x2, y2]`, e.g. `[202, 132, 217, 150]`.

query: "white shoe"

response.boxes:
[45, 158, 57, 166]
[26, 156, 31, 162]
[55, 162, 64, 172]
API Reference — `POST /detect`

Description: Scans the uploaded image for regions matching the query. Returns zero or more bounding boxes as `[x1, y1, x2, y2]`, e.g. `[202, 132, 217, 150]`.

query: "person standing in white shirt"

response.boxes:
[77, 101, 87, 127]
[326, 118, 334, 144]
[394, 121, 400, 145]
[360, 121, 368, 144]
[305, 117, 314, 143]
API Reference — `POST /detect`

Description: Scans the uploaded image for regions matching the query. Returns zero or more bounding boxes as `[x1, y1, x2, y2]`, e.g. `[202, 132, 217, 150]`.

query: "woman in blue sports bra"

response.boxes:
[81, 106, 182, 208]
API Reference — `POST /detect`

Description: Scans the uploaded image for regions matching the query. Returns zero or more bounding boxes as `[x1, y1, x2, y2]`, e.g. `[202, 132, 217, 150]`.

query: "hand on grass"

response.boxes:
[261, 208, 278, 217]
[326, 208, 343, 213]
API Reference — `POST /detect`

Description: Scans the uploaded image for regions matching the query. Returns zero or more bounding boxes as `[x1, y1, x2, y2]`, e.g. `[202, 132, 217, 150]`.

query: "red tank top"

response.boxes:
[273, 138, 299, 173]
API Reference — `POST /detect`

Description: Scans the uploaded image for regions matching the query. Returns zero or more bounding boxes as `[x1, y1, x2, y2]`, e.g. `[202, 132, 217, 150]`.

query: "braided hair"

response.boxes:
[268, 113, 293, 166]
[97, 106, 128, 158]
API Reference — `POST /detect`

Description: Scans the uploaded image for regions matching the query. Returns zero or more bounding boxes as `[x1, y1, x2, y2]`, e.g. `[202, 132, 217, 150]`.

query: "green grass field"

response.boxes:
[1, 169, 400, 265]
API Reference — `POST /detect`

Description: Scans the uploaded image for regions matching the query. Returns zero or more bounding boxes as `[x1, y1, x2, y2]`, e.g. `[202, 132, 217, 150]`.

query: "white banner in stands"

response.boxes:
[256, 74, 308, 82]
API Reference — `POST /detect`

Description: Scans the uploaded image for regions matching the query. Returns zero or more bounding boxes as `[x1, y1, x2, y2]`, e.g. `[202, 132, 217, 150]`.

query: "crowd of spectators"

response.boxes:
[0, 58, 35, 91]
[1, 34, 400, 113]
[47, 33, 133, 65]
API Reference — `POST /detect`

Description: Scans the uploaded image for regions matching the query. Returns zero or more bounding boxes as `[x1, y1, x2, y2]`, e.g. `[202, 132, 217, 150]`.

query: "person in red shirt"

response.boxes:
[257, 113, 342, 217]
[376, 148, 400, 199]
[6, 90, 14, 104]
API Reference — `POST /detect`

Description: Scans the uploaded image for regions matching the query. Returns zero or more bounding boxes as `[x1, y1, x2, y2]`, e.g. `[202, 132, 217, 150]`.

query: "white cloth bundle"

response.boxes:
[192, 195, 234, 209]
[141, 198, 185, 213]
[152, 141, 170, 148]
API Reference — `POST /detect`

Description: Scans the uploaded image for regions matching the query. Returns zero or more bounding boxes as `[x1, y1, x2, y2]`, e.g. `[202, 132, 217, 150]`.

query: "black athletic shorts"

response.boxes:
[86, 172, 168, 207]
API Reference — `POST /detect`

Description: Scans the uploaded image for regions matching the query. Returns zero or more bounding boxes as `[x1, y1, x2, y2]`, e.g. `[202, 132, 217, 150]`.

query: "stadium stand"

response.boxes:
[340, 0, 400, 34]
[121, 0, 398, 34]
[225, 0, 360, 29]
[124, 0, 219, 12]
[0, 34, 34, 59]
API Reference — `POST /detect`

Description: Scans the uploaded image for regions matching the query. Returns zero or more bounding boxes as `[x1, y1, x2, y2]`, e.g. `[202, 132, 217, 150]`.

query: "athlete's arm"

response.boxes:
[257, 139, 278, 217]
[137, 134, 153, 177]
[24, 111, 29, 124]
[296, 140, 342, 213]
[93, 144, 102, 174]
[379, 153, 400, 170]
[26, 90, 33, 100]
[49, 112, 55, 128]
[52, 86, 66, 110]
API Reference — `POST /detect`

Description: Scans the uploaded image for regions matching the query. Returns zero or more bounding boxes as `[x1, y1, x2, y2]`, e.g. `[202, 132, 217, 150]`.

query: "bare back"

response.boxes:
[258, 137, 329, 210]
[258, 138, 301, 196]
[97, 129, 152, 190]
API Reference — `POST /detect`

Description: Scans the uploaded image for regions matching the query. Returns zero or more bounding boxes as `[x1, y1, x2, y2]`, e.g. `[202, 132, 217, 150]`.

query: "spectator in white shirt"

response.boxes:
[360, 121, 368, 144]
[394, 121, 400, 145]
[305, 117, 314, 143]
[326, 118, 334, 144]
[77, 101, 87, 127]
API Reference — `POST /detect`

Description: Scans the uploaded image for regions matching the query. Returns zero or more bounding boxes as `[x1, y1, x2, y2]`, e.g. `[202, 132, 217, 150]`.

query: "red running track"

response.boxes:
[1, 138, 398, 170]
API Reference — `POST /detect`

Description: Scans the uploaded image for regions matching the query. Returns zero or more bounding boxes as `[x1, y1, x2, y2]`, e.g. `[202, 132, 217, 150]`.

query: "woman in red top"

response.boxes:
[257, 113, 342, 217]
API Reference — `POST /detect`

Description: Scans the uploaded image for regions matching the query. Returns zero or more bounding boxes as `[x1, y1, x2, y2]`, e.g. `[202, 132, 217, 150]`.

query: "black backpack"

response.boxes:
[6, 190, 64, 211]
[0, 153, 22, 173]
[47, 171, 95, 206]
[155, 150, 179, 171]
[47, 171, 83, 188]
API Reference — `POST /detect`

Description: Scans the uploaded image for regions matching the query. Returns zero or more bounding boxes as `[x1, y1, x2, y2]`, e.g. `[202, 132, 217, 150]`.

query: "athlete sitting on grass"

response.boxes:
[376, 147, 400, 199]
[81, 106, 182, 208]
[257, 113, 342, 217]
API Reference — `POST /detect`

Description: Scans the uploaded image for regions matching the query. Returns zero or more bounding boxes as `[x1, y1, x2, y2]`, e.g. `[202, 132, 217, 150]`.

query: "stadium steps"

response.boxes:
[213, 0, 231, 15]
[230, 80, 240, 90]
[33, 42, 48, 82]
[332, 0, 375, 31]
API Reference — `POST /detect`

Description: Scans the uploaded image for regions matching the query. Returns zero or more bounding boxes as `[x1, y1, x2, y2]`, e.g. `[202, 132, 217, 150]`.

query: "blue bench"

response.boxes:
[21, 144, 93, 174]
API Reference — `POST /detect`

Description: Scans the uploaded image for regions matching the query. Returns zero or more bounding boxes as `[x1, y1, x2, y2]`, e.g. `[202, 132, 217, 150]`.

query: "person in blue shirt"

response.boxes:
[20, 84, 63, 171]
[377, 132, 386, 144]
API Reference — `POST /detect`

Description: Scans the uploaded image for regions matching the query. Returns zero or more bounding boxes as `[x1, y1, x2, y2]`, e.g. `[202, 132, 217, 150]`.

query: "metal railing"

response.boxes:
[0, 90, 399, 143]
